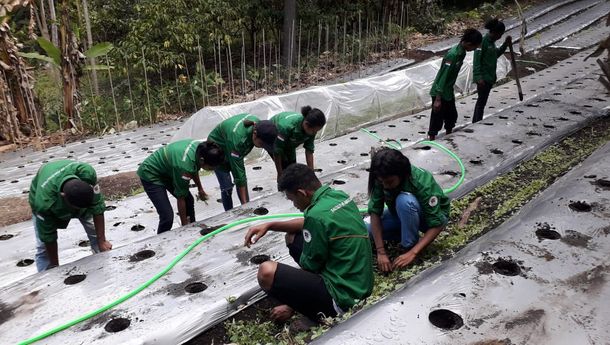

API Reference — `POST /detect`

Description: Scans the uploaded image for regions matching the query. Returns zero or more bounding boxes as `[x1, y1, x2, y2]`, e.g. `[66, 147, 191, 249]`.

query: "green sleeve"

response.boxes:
[171, 169, 192, 198]
[432, 57, 453, 96]
[497, 42, 508, 57]
[367, 183, 385, 215]
[274, 134, 288, 157]
[473, 47, 483, 81]
[229, 154, 247, 187]
[299, 218, 329, 273]
[36, 216, 58, 243]
[303, 135, 315, 152]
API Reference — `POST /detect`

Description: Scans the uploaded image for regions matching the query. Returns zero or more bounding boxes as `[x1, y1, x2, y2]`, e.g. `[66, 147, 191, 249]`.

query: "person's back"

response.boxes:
[301, 184, 374, 310]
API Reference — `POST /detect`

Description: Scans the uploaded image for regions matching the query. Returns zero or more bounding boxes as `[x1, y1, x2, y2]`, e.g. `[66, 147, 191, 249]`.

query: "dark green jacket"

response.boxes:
[270, 111, 315, 162]
[430, 44, 466, 101]
[300, 185, 374, 311]
[473, 33, 508, 85]
[29, 160, 105, 243]
[207, 113, 259, 187]
[137, 139, 199, 198]
[368, 165, 450, 229]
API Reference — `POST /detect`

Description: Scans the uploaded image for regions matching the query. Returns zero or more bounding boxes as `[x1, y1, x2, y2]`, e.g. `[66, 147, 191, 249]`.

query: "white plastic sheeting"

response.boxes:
[315, 141, 610, 345]
[172, 55, 510, 142]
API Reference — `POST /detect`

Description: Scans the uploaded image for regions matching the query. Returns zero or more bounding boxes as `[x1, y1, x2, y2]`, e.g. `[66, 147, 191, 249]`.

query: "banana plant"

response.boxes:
[18, 38, 114, 70]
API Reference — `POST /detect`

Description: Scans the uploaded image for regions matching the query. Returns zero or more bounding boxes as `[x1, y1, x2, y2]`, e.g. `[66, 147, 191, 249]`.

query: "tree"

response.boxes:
[281, 0, 296, 67]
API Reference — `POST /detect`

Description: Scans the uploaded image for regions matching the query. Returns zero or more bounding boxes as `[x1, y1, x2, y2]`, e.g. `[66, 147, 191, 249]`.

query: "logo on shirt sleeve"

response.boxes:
[93, 184, 101, 194]
[429, 196, 439, 207]
[302, 229, 312, 243]
[231, 151, 240, 158]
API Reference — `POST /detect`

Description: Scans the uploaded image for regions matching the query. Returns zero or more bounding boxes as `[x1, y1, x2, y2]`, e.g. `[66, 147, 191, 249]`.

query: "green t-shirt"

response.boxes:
[300, 185, 374, 311]
[368, 165, 450, 229]
[207, 113, 259, 187]
[29, 160, 106, 243]
[430, 43, 466, 101]
[473, 33, 508, 85]
[137, 139, 200, 198]
[270, 111, 315, 162]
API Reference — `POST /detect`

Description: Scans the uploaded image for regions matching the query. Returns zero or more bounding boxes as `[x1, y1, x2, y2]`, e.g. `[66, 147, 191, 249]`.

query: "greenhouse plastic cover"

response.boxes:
[1, 80, 607, 344]
[172, 54, 510, 142]
[314, 141, 610, 345]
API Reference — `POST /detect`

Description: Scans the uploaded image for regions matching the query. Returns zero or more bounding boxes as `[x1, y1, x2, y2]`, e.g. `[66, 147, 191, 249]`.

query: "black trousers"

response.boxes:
[428, 97, 458, 136]
[141, 179, 195, 234]
[472, 81, 493, 123]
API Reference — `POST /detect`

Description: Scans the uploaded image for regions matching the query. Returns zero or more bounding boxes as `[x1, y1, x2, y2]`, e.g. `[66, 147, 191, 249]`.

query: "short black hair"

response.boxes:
[301, 106, 326, 128]
[461, 28, 483, 45]
[197, 141, 225, 167]
[367, 148, 412, 195]
[62, 179, 95, 208]
[484, 18, 505, 34]
[278, 163, 321, 194]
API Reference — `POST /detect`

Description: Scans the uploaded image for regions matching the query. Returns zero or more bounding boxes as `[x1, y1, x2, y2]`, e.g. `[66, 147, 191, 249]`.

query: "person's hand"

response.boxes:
[377, 253, 393, 273]
[198, 189, 209, 202]
[244, 224, 270, 248]
[393, 251, 417, 270]
[504, 35, 512, 45]
[433, 98, 442, 113]
[99, 240, 113, 252]
[270, 304, 295, 322]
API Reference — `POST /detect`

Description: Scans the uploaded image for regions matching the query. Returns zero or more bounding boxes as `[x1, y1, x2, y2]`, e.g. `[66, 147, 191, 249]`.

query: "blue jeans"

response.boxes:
[141, 179, 195, 234]
[215, 169, 247, 211]
[367, 192, 427, 249]
[34, 216, 99, 272]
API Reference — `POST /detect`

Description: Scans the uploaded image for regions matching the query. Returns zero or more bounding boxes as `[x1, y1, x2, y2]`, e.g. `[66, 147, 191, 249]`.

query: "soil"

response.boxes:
[560, 230, 592, 248]
[565, 265, 608, 294]
[504, 309, 545, 330]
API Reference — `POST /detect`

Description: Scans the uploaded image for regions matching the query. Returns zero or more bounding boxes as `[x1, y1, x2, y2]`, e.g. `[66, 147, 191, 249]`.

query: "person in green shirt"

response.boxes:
[245, 163, 373, 323]
[472, 18, 511, 123]
[270, 106, 326, 179]
[137, 139, 224, 234]
[29, 160, 112, 272]
[367, 148, 450, 272]
[428, 28, 482, 140]
[207, 113, 278, 211]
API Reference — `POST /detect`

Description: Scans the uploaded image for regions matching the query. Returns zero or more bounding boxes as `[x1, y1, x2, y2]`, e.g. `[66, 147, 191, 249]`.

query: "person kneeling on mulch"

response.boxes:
[244, 163, 374, 325]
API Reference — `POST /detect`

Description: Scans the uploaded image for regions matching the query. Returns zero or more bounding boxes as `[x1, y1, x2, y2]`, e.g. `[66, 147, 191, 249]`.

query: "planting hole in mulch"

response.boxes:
[199, 224, 226, 236]
[491, 148, 503, 155]
[369, 130, 377, 133]
[314, 168, 323, 172]
[584, 175, 597, 179]
[402, 119, 410, 123]
[349, 137, 358, 140]
[499, 115, 509, 119]
[329, 143, 337, 146]
[360, 152, 369, 156]
[16, 259, 34, 267]
[492, 259, 521, 276]
[558, 117, 570, 121]
[185, 282, 208, 294]
[130, 250, 156, 262]
[414, 146, 431, 150]
[441, 170, 458, 177]
[253, 207, 269, 215]
[78, 240, 90, 247]
[131, 224, 145, 231]
[512, 139, 523, 144]
[569, 111, 582, 115]
[526, 131, 541, 136]
[64, 274, 87, 285]
[515, 110, 524, 114]
[569, 201, 591, 212]
[0, 234, 14, 240]
[105, 318, 131, 333]
[400, 138, 409, 141]
[216, 199, 222, 203]
[482, 122, 494, 126]
[543, 124, 555, 129]
[388, 124, 396, 128]
[594, 179, 610, 188]
[470, 160, 483, 165]
[463, 128, 475, 133]
[418, 131, 426, 134]
[252, 166, 262, 170]
[105, 205, 117, 211]
[337, 160, 347, 164]
[428, 309, 464, 330]
[252, 186, 263, 192]
[11, 180, 18, 183]
[113, 222, 122, 227]
[250, 254, 270, 264]
[332, 179, 346, 185]
[536, 228, 561, 240]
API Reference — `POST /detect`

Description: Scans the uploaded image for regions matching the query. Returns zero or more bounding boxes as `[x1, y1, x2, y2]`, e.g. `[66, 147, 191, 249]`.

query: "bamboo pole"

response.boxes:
[174, 63, 183, 114]
[197, 37, 207, 107]
[141, 47, 153, 124]
[297, 19, 302, 89]
[158, 52, 167, 115]
[184, 54, 198, 110]
[105, 54, 120, 129]
[123, 54, 136, 122]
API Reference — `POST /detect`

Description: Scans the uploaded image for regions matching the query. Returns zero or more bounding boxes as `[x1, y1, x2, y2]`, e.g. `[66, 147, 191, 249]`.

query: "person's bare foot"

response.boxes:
[270, 304, 295, 322]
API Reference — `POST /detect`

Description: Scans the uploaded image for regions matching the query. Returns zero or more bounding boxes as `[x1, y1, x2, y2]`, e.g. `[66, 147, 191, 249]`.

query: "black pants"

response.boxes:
[141, 179, 195, 234]
[268, 232, 339, 321]
[472, 81, 493, 123]
[428, 97, 458, 136]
